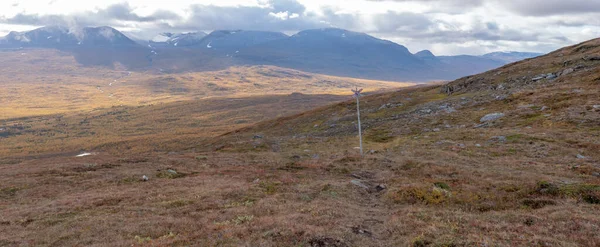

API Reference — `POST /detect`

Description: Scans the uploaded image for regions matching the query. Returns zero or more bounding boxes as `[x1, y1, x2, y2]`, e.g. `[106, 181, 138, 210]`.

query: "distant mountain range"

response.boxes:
[0, 26, 543, 82]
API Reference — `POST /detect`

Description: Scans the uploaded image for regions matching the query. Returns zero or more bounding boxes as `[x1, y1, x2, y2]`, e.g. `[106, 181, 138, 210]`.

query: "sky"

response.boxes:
[0, 0, 599, 55]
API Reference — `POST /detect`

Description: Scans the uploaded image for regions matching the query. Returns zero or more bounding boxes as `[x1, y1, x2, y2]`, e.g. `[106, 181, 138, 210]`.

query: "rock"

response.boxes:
[142, 175, 149, 181]
[420, 109, 432, 114]
[585, 56, 600, 61]
[475, 144, 482, 147]
[457, 143, 466, 148]
[562, 68, 574, 76]
[545, 73, 557, 80]
[592, 172, 600, 178]
[167, 169, 178, 174]
[490, 136, 507, 142]
[350, 180, 369, 190]
[532, 75, 545, 81]
[253, 178, 260, 183]
[480, 113, 505, 123]
[314, 124, 319, 128]
[577, 154, 586, 159]
[540, 106, 549, 111]
[495, 95, 508, 101]
[253, 135, 263, 139]
[375, 184, 387, 192]
[445, 107, 457, 113]
[433, 128, 441, 132]
[593, 105, 600, 109]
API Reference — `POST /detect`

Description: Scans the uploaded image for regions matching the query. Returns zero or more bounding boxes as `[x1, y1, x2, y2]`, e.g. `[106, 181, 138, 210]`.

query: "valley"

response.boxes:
[0, 30, 598, 247]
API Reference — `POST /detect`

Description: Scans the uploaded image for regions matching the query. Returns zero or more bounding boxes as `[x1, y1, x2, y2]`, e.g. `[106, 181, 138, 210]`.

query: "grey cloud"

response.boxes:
[372, 11, 433, 33]
[502, 0, 600, 16]
[0, 3, 180, 27]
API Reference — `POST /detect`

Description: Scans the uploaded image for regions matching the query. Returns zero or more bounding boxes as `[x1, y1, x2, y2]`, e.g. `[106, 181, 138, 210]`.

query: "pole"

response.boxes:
[356, 93, 363, 157]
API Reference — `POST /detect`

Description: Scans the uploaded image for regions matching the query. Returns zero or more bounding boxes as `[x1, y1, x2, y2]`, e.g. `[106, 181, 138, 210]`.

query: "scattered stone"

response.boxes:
[577, 154, 586, 159]
[457, 143, 466, 148]
[474, 123, 489, 128]
[351, 226, 373, 237]
[350, 180, 369, 190]
[420, 109, 432, 114]
[593, 105, 600, 109]
[375, 184, 387, 192]
[167, 169, 178, 175]
[490, 136, 507, 142]
[592, 172, 600, 178]
[253, 135, 263, 139]
[475, 144, 482, 147]
[142, 175, 149, 181]
[314, 124, 319, 128]
[433, 128, 441, 132]
[540, 106, 549, 111]
[532, 75, 545, 81]
[545, 73, 557, 80]
[445, 124, 452, 128]
[253, 178, 260, 183]
[585, 56, 600, 61]
[497, 84, 505, 90]
[562, 68, 574, 76]
[480, 113, 505, 123]
[495, 95, 508, 101]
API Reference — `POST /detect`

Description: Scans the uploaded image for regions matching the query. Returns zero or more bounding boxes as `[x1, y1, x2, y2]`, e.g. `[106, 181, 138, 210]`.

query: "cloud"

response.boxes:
[502, 0, 600, 16]
[0, 0, 597, 55]
[0, 3, 181, 28]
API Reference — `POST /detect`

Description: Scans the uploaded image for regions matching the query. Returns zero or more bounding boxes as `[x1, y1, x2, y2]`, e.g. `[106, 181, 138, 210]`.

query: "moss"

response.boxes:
[434, 182, 451, 190]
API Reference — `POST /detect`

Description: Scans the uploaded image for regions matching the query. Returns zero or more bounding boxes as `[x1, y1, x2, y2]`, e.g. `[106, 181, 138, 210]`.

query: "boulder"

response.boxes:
[480, 113, 505, 123]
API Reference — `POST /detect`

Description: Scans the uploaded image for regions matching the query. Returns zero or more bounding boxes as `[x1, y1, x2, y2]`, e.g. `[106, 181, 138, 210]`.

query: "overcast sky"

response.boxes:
[0, 0, 599, 55]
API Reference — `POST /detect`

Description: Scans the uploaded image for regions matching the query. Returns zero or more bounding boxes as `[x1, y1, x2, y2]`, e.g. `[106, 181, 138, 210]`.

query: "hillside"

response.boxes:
[1, 35, 598, 246]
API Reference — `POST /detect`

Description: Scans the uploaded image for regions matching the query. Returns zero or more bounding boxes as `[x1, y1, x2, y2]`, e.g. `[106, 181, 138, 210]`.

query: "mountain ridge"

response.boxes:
[0, 25, 543, 82]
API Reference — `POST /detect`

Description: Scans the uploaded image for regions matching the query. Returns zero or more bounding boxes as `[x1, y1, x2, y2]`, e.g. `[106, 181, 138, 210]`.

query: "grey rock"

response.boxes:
[562, 68, 574, 76]
[351, 180, 369, 190]
[433, 128, 441, 132]
[253, 135, 263, 139]
[495, 95, 508, 101]
[480, 113, 505, 123]
[167, 169, 178, 174]
[375, 184, 387, 192]
[532, 75, 545, 81]
[592, 172, 600, 178]
[540, 106, 549, 111]
[142, 175, 149, 181]
[420, 109, 432, 114]
[490, 136, 507, 142]
[593, 105, 600, 109]
[545, 73, 557, 80]
[577, 154, 586, 159]
[475, 144, 482, 147]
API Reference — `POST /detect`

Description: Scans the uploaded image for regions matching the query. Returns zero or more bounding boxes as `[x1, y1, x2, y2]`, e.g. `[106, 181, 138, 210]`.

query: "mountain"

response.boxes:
[481, 51, 543, 63]
[0, 26, 138, 48]
[0, 26, 545, 82]
[237, 28, 430, 81]
[149, 32, 207, 47]
[193, 30, 288, 51]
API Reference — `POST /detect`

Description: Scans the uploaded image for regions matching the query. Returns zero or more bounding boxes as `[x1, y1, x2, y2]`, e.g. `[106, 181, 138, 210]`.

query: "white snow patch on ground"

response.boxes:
[207, 42, 212, 48]
[47, 36, 52, 39]
[174, 42, 178, 46]
[76, 152, 93, 157]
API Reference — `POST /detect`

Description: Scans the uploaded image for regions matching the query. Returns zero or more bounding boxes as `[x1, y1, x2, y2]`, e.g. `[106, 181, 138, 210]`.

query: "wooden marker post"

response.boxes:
[352, 87, 364, 156]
